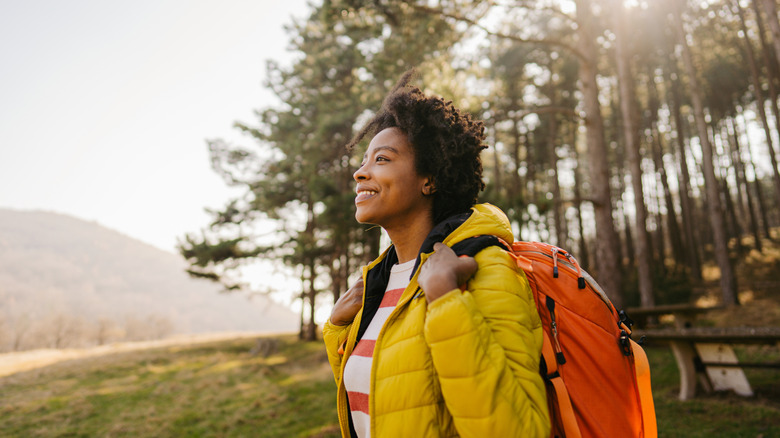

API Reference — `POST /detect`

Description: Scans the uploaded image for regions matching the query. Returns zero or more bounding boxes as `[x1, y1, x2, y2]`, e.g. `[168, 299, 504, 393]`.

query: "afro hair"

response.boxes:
[347, 69, 487, 224]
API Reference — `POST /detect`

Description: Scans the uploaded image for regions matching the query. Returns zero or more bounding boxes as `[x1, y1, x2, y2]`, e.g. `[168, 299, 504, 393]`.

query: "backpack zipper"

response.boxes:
[546, 296, 567, 365]
[551, 247, 584, 289]
[520, 246, 614, 312]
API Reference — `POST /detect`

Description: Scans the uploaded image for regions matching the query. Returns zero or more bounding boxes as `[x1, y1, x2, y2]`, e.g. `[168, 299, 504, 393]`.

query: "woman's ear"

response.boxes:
[422, 179, 436, 196]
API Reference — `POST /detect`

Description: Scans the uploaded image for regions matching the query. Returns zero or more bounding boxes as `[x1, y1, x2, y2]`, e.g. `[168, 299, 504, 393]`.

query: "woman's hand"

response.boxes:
[418, 242, 478, 303]
[329, 276, 364, 326]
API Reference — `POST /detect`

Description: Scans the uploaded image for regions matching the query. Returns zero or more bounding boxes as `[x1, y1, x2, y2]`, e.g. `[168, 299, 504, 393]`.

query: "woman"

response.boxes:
[323, 71, 550, 437]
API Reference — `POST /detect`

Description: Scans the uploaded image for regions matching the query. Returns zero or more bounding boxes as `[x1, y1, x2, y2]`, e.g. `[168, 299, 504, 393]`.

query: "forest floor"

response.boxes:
[691, 228, 780, 327]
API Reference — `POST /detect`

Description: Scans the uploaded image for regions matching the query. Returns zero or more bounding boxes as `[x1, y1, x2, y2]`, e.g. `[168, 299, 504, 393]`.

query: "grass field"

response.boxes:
[1, 333, 779, 437]
[0, 336, 340, 437]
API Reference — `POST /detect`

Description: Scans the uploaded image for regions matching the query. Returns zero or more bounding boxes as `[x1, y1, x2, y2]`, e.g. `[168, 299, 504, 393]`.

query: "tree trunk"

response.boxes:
[576, 0, 624, 308]
[646, 69, 683, 267]
[510, 115, 525, 238]
[670, 5, 739, 305]
[298, 271, 306, 340]
[613, 0, 655, 308]
[714, 129, 744, 255]
[759, 0, 780, 71]
[752, 0, 780, 136]
[720, 126, 747, 245]
[490, 119, 504, 202]
[549, 113, 567, 248]
[736, 112, 773, 239]
[610, 98, 632, 265]
[650, 170, 667, 272]
[301, 201, 318, 341]
[652, 122, 683, 267]
[736, 1, 780, 221]
[571, 124, 591, 270]
[728, 117, 763, 252]
[307, 263, 317, 341]
[664, 56, 703, 280]
[753, 0, 780, 83]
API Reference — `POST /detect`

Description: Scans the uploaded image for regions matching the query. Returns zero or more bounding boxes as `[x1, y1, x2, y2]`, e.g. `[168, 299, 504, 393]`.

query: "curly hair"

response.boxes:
[347, 69, 487, 224]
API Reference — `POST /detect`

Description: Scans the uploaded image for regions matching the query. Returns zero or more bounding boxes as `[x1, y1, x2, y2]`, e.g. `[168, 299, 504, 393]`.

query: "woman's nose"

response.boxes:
[353, 164, 367, 181]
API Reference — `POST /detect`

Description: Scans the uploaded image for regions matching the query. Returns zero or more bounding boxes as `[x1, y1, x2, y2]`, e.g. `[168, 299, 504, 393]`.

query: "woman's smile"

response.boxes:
[355, 186, 378, 204]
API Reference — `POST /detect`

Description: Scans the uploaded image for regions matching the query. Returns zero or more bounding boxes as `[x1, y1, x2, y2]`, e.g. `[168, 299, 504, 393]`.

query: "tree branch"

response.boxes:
[519, 106, 581, 119]
[407, 3, 586, 62]
[511, 0, 579, 26]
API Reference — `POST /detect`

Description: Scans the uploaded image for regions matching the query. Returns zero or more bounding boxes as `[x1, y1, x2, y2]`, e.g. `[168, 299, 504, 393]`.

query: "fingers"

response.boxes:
[346, 276, 365, 296]
[433, 242, 478, 284]
[432, 241, 454, 255]
[456, 256, 478, 284]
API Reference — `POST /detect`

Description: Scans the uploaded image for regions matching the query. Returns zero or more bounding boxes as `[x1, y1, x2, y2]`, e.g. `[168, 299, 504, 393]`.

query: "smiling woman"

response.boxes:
[322, 70, 551, 438]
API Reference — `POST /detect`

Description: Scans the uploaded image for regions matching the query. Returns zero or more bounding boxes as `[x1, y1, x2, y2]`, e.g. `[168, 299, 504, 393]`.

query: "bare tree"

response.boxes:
[669, 1, 739, 305]
[612, 0, 655, 308]
[576, 0, 624, 307]
[94, 317, 120, 346]
[46, 313, 85, 349]
[11, 314, 33, 351]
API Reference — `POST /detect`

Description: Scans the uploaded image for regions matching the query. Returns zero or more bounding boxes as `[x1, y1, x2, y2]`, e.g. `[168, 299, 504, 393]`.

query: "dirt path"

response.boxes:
[0, 331, 281, 378]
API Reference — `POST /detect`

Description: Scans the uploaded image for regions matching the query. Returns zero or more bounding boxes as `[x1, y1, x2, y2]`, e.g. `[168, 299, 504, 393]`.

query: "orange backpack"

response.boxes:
[452, 238, 657, 438]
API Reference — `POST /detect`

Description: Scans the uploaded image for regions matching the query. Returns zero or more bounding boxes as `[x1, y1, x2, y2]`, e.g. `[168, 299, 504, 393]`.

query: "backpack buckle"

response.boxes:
[619, 330, 632, 356]
[618, 310, 634, 331]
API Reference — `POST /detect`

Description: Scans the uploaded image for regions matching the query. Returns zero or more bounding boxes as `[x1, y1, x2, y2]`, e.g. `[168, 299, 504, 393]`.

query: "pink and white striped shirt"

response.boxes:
[343, 259, 415, 438]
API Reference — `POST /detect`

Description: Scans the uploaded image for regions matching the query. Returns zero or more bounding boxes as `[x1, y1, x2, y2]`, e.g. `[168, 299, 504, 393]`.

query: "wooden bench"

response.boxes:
[626, 303, 724, 329]
[636, 327, 780, 400]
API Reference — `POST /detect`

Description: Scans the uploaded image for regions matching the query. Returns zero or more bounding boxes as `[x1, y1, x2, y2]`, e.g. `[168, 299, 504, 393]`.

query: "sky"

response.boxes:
[0, 0, 309, 254]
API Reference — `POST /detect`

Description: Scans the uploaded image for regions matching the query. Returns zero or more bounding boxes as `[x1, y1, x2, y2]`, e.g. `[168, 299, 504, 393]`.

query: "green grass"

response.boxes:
[2, 335, 779, 437]
[0, 336, 340, 438]
[648, 345, 780, 437]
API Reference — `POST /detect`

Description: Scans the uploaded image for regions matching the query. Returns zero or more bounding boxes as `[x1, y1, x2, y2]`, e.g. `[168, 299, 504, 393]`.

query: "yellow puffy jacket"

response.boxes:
[323, 204, 550, 437]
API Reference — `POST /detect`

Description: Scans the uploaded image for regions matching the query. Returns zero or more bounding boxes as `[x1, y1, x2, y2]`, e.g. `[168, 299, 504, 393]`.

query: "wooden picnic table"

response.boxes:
[636, 326, 780, 400]
[626, 303, 724, 328]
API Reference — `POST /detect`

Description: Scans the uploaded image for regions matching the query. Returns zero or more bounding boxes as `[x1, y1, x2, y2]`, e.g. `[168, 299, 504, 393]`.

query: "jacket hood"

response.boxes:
[409, 203, 514, 274]
[443, 203, 514, 246]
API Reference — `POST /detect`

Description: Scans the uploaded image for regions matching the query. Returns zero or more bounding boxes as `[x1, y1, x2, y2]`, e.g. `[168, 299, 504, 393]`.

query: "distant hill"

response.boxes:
[0, 208, 298, 348]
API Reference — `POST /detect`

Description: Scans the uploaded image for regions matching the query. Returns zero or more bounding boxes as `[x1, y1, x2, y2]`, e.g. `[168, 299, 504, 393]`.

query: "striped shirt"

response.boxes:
[343, 259, 415, 438]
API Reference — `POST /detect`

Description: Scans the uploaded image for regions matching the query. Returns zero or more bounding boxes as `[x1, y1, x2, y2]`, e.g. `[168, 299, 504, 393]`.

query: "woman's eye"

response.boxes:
[376, 156, 389, 162]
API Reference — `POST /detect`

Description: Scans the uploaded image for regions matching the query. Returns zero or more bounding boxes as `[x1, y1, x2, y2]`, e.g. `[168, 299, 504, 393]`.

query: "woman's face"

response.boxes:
[353, 127, 433, 230]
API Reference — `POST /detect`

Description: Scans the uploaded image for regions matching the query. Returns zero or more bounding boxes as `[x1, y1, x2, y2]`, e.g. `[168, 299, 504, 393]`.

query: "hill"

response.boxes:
[0, 208, 298, 350]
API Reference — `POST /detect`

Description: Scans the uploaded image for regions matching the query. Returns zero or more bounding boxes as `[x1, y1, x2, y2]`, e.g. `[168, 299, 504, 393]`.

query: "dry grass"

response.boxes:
[0, 332, 278, 378]
[0, 334, 339, 438]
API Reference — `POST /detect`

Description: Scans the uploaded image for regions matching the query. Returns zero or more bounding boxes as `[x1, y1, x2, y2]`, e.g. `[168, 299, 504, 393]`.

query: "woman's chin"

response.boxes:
[354, 212, 378, 226]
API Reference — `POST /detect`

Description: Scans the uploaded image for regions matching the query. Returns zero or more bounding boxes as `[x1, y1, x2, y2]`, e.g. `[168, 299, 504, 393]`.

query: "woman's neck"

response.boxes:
[385, 216, 434, 264]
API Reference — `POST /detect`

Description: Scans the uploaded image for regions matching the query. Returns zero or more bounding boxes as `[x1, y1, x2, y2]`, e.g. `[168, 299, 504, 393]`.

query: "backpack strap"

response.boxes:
[449, 235, 504, 257]
[542, 331, 582, 438]
[630, 339, 658, 438]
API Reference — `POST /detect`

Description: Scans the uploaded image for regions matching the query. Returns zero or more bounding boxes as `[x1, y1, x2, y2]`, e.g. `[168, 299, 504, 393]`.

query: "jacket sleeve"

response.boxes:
[423, 246, 550, 438]
[323, 320, 353, 382]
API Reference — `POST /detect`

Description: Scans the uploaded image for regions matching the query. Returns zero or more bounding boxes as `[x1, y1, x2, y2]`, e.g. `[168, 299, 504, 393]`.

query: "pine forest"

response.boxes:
[179, 0, 780, 340]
